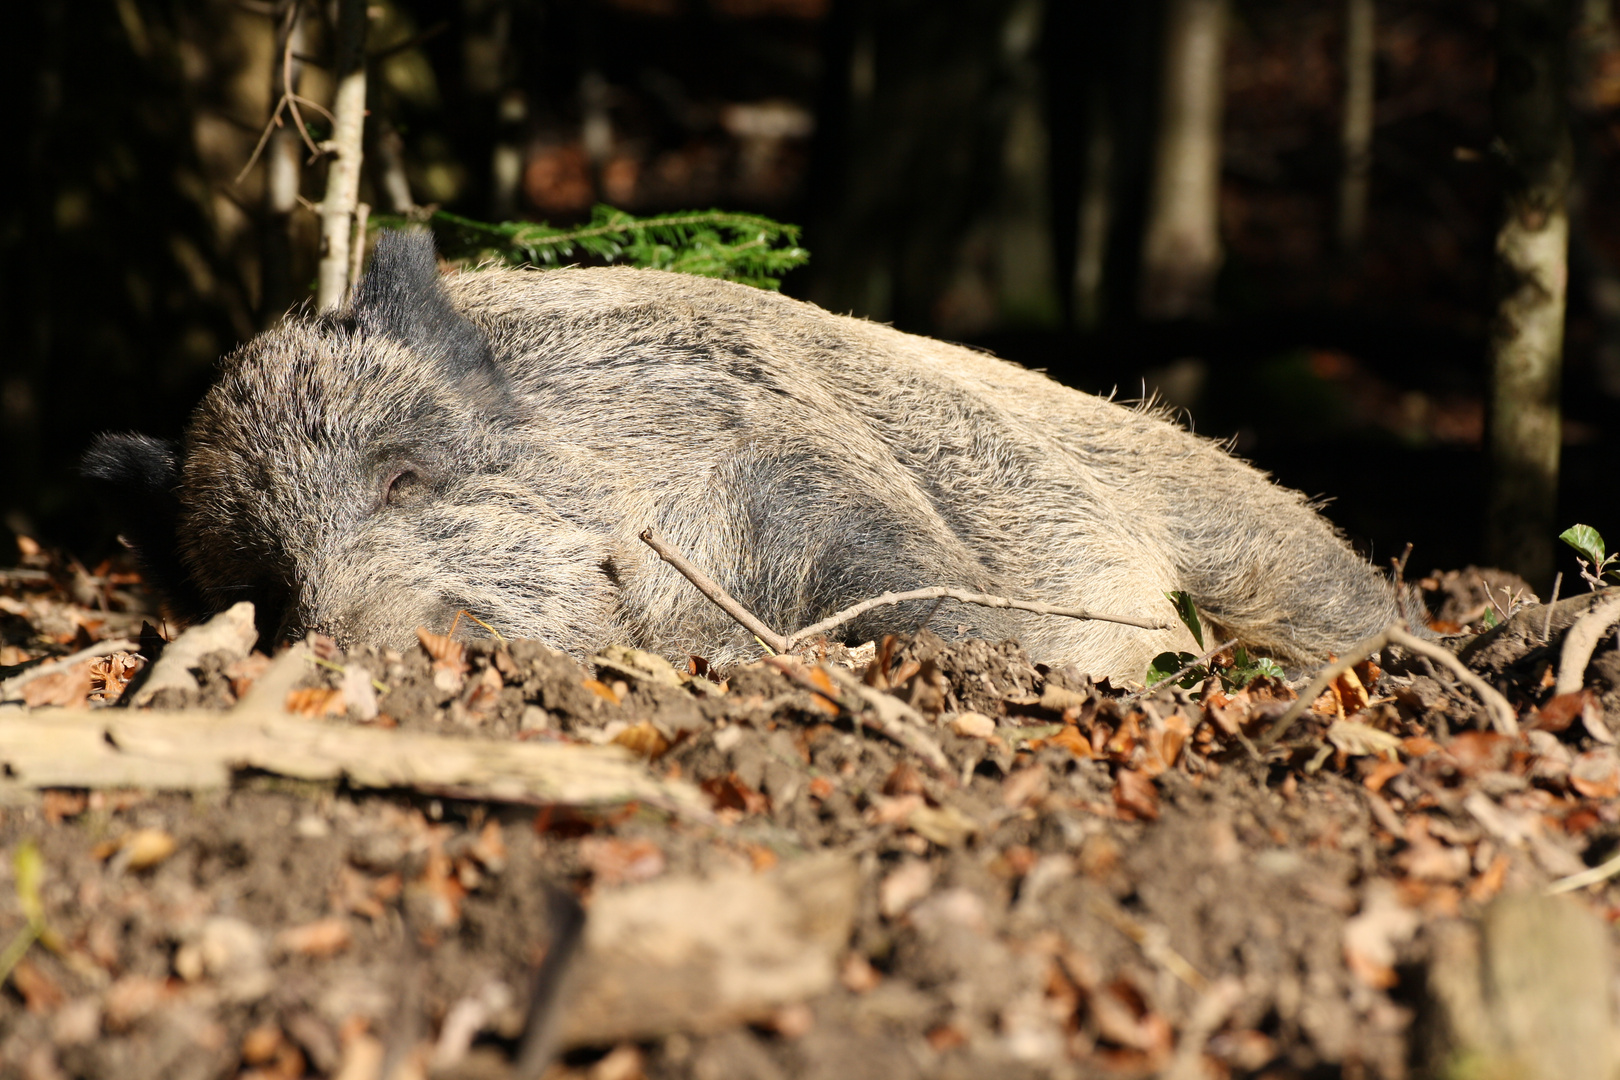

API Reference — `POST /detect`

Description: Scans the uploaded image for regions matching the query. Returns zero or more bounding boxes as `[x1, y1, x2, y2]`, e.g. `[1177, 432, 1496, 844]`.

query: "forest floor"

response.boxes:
[1, 543, 1618, 1080]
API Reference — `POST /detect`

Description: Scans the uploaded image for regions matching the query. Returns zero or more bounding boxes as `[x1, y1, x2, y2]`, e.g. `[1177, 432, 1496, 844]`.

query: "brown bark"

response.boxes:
[1485, 0, 1573, 588]
[315, 0, 369, 313]
[1139, 0, 1228, 319]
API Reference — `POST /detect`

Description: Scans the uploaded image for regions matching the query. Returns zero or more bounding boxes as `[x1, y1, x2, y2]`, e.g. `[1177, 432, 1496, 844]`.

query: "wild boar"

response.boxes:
[85, 231, 1400, 682]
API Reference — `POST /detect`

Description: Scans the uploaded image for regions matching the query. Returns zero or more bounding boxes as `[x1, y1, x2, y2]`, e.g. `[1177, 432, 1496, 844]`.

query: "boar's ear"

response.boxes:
[80, 433, 207, 620]
[352, 230, 505, 398]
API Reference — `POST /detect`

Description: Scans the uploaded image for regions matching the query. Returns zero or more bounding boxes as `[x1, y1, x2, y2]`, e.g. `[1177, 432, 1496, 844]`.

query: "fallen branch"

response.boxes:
[638, 529, 1172, 658]
[787, 586, 1172, 646]
[1554, 592, 1620, 697]
[0, 705, 711, 819]
[1258, 623, 1518, 749]
[640, 529, 791, 653]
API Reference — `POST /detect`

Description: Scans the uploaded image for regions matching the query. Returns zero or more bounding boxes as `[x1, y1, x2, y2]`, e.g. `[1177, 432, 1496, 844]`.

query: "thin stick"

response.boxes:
[1554, 591, 1620, 696]
[1125, 637, 1237, 701]
[0, 639, 141, 700]
[1542, 571, 1562, 643]
[1546, 847, 1620, 895]
[1391, 541, 1413, 586]
[1257, 623, 1518, 749]
[1257, 629, 1390, 750]
[1389, 625, 1517, 736]
[640, 530, 791, 654]
[785, 586, 1171, 648]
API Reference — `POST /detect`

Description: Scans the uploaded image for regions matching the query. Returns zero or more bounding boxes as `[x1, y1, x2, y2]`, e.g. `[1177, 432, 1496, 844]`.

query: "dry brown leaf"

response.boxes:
[225, 653, 272, 701]
[577, 836, 667, 887]
[907, 804, 978, 847]
[10, 958, 65, 1013]
[40, 789, 88, 824]
[1362, 759, 1406, 793]
[611, 720, 671, 759]
[865, 792, 925, 826]
[1045, 725, 1095, 759]
[463, 665, 503, 715]
[1534, 691, 1590, 733]
[879, 859, 935, 917]
[275, 918, 352, 957]
[1326, 719, 1403, 760]
[467, 820, 507, 872]
[583, 678, 622, 705]
[1001, 765, 1049, 808]
[240, 1024, 286, 1065]
[1570, 749, 1620, 799]
[1401, 735, 1441, 758]
[120, 828, 178, 870]
[1335, 666, 1370, 714]
[701, 772, 769, 816]
[415, 627, 466, 669]
[1445, 731, 1513, 776]
[840, 953, 881, 993]
[1113, 768, 1159, 821]
[882, 761, 926, 797]
[949, 712, 996, 738]
[89, 652, 144, 701]
[285, 686, 346, 719]
[21, 661, 94, 708]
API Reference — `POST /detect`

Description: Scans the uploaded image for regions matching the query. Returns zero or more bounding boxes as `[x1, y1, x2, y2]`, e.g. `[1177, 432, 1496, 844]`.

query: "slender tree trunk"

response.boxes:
[1075, 78, 1113, 329]
[1485, 0, 1572, 588]
[1139, 0, 1228, 319]
[262, 1, 307, 326]
[316, 0, 369, 313]
[1337, 0, 1376, 252]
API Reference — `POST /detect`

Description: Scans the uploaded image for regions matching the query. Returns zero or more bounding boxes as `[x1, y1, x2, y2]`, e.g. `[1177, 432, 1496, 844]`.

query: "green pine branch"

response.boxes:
[370, 206, 809, 290]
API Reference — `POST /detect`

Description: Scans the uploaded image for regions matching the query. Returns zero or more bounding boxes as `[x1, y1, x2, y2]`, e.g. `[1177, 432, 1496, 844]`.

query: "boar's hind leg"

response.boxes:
[646, 447, 1026, 659]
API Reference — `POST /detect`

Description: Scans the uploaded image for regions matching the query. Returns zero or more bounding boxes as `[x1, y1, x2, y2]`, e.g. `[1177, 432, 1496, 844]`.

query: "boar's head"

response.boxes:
[84, 231, 620, 651]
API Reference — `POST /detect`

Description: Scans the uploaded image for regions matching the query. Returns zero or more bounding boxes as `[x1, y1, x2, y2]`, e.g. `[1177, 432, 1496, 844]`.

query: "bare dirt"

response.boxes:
[2, 549, 1618, 1080]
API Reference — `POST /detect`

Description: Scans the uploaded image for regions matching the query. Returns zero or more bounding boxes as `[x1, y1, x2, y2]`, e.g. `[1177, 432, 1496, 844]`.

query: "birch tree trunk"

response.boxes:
[262, 1, 307, 326]
[1337, 0, 1376, 252]
[1139, 0, 1228, 319]
[1485, 0, 1572, 588]
[316, 0, 369, 313]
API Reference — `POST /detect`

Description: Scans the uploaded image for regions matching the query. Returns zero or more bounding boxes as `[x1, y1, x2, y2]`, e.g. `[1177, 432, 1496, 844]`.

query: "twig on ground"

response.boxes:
[1258, 623, 1518, 749]
[1542, 571, 1562, 644]
[1391, 542, 1413, 586]
[640, 530, 791, 654]
[1554, 592, 1620, 697]
[1090, 899, 1208, 992]
[639, 529, 1171, 659]
[786, 586, 1171, 647]
[1124, 638, 1237, 701]
[1546, 848, 1620, 896]
[0, 639, 141, 700]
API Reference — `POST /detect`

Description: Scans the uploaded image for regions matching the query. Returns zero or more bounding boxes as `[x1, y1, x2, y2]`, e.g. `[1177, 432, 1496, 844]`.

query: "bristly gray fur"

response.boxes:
[87, 232, 1401, 682]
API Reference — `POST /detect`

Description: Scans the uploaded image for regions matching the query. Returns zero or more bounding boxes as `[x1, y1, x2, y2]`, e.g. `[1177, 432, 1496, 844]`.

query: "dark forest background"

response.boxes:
[7, 0, 1620, 591]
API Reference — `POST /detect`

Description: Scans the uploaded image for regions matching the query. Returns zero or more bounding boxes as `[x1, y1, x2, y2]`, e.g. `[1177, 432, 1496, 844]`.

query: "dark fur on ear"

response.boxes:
[81, 433, 207, 620]
[353, 230, 508, 406]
